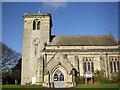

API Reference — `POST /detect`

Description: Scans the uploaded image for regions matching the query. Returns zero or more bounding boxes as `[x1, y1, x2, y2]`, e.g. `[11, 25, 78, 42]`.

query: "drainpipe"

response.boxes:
[48, 72, 51, 88]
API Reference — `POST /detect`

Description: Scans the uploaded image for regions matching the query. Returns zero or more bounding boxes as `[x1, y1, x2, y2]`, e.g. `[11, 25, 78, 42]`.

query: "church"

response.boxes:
[21, 12, 119, 88]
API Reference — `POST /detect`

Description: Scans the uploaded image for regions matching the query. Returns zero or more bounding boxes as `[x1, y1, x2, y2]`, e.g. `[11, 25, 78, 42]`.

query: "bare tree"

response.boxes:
[0, 42, 21, 80]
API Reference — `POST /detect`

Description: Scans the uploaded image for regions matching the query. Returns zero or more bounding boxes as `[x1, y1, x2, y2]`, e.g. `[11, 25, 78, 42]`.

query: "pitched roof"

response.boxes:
[49, 35, 118, 46]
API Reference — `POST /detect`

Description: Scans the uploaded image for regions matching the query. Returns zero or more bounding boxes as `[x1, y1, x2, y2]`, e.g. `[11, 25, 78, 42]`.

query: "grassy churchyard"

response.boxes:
[75, 83, 119, 88]
[2, 85, 41, 88]
[1, 83, 119, 88]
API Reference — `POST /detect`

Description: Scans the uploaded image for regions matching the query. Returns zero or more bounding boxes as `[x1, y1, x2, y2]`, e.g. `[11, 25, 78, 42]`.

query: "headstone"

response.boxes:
[32, 77, 36, 84]
[15, 80, 17, 85]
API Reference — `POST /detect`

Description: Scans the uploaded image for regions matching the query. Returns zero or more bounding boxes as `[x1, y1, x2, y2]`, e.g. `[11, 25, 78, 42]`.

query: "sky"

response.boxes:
[2, 2, 119, 54]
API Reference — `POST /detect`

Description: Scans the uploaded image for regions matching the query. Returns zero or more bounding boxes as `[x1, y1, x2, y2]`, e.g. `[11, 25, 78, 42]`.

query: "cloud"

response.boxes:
[43, 2, 67, 10]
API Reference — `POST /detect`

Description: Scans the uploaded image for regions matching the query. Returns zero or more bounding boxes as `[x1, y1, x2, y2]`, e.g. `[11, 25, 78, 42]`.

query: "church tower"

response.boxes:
[21, 13, 52, 85]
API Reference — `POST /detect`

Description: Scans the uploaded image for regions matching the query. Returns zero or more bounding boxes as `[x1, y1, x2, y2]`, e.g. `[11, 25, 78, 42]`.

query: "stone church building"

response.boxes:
[21, 13, 119, 88]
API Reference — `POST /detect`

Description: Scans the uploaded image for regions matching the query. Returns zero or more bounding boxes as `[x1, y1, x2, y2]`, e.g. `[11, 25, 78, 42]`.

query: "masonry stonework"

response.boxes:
[21, 13, 119, 88]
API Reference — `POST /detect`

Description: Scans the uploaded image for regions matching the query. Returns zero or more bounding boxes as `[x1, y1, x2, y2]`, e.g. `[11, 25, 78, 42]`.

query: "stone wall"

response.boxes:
[21, 13, 52, 85]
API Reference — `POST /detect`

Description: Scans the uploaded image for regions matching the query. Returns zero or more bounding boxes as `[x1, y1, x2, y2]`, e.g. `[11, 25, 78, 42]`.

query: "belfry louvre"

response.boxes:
[21, 13, 119, 88]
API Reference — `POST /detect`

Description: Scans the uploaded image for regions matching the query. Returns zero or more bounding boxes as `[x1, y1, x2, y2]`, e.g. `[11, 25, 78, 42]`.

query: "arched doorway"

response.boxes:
[54, 69, 65, 88]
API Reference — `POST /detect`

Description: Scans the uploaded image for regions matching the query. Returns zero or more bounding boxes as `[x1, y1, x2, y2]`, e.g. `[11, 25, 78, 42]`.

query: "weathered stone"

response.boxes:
[21, 13, 119, 88]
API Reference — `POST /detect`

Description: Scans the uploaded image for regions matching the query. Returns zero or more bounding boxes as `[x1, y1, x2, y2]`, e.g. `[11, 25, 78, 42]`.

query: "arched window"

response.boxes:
[114, 61, 116, 72]
[91, 62, 94, 72]
[109, 57, 119, 73]
[110, 61, 113, 73]
[54, 69, 64, 81]
[83, 62, 86, 72]
[33, 20, 36, 30]
[88, 62, 90, 71]
[60, 73, 64, 81]
[117, 61, 119, 71]
[37, 21, 40, 30]
[54, 72, 58, 81]
[83, 57, 94, 73]
[33, 19, 40, 30]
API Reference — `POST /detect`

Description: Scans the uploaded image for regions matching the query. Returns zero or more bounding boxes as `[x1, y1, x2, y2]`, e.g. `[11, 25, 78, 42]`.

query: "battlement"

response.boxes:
[23, 13, 51, 18]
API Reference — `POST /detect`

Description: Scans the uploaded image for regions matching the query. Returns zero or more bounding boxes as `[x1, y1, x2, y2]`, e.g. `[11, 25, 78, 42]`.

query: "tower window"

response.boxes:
[37, 21, 40, 30]
[33, 19, 40, 30]
[33, 20, 36, 30]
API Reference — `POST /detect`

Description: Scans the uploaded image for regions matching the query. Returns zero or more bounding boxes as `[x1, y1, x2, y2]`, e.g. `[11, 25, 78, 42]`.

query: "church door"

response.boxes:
[54, 69, 65, 88]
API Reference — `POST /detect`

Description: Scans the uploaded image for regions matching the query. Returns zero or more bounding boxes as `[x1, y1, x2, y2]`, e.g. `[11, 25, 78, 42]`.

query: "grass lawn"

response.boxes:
[2, 85, 42, 88]
[1, 83, 119, 89]
[75, 83, 119, 88]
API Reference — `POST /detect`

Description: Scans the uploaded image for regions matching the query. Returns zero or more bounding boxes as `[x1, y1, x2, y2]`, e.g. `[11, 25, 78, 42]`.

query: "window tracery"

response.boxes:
[109, 57, 119, 73]
[83, 57, 94, 73]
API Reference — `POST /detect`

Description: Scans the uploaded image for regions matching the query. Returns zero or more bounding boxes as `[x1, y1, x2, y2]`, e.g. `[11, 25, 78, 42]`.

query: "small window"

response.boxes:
[83, 62, 87, 72]
[89, 59, 91, 61]
[117, 61, 119, 71]
[35, 49, 36, 55]
[91, 62, 94, 72]
[60, 73, 64, 81]
[33, 20, 36, 30]
[33, 19, 40, 30]
[88, 62, 90, 71]
[110, 61, 113, 73]
[114, 61, 116, 72]
[86, 59, 88, 61]
[37, 21, 40, 30]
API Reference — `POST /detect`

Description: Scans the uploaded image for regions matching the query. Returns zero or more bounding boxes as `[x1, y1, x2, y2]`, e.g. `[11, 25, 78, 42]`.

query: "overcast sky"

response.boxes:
[2, 2, 118, 53]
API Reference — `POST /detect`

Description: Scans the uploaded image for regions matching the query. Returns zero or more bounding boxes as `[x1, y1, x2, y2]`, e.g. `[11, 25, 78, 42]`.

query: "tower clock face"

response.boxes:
[33, 38, 40, 44]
